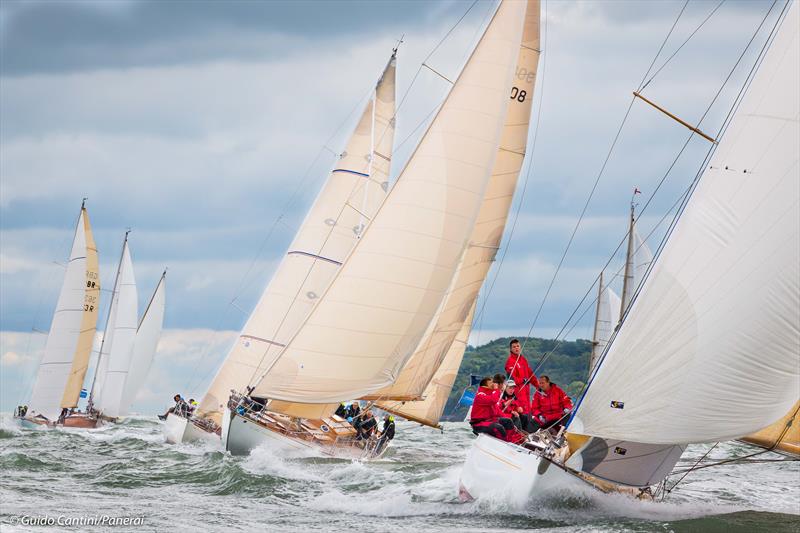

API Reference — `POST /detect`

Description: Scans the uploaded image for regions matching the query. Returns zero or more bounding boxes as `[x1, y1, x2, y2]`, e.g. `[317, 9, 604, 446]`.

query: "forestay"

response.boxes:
[252, 0, 529, 403]
[576, 4, 800, 445]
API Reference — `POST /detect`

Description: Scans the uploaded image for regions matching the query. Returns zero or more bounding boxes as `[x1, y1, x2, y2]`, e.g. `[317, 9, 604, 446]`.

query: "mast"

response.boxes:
[87, 230, 129, 413]
[589, 272, 605, 371]
[619, 202, 635, 322]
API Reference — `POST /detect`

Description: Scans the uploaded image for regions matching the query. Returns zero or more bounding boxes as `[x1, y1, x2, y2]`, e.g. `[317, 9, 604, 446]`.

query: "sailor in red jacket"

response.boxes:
[530, 375, 573, 429]
[504, 339, 539, 414]
[469, 377, 515, 440]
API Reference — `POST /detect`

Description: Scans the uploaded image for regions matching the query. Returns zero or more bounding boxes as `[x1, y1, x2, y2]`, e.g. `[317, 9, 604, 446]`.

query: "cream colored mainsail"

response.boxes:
[739, 400, 800, 457]
[378, 303, 476, 428]
[364, 0, 541, 403]
[251, 0, 529, 404]
[196, 54, 397, 423]
[28, 204, 100, 420]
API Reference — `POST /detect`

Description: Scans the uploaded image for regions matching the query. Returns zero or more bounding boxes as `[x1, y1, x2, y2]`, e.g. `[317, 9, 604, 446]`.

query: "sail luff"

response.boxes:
[196, 55, 396, 424]
[28, 205, 100, 420]
[362, 0, 541, 402]
[574, 3, 800, 445]
[251, 0, 529, 404]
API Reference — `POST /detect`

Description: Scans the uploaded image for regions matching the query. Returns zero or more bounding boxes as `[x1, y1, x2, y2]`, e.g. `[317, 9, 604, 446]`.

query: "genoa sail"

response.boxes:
[251, 0, 530, 404]
[92, 237, 139, 418]
[377, 302, 476, 428]
[364, 0, 541, 403]
[119, 271, 167, 416]
[28, 204, 100, 420]
[574, 2, 800, 446]
[196, 53, 397, 423]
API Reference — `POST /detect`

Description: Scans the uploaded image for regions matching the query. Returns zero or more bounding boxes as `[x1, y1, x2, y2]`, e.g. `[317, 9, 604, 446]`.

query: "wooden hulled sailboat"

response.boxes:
[15, 201, 101, 428]
[221, 0, 541, 458]
[459, 1, 799, 503]
[738, 401, 800, 457]
[165, 50, 398, 447]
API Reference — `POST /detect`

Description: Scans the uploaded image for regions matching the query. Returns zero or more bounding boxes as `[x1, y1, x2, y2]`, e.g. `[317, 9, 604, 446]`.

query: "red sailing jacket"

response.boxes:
[530, 383, 573, 424]
[469, 386, 503, 427]
[504, 352, 539, 413]
[499, 392, 525, 417]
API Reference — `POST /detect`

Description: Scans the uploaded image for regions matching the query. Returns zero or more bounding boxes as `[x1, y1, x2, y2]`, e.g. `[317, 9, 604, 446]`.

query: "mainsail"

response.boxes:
[196, 53, 397, 423]
[366, 0, 541, 404]
[574, 2, 799, 449]
[91, 236, 139, 418]
[119, 271, 167, 416]
[251, 0, 529, 404]
[28, 204, 100, 420]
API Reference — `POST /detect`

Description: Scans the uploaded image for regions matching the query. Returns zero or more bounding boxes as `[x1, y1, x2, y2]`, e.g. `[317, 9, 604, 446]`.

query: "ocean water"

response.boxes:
[1, 415, 798, 532]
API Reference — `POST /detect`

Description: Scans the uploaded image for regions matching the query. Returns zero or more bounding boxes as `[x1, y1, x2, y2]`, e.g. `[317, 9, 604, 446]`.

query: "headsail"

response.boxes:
[377, 302, 476, 428]
[575, 3, 800, 446]
[251, 0, 529, 404]
[365, 0, 541, 403]
[589, 273, 621, 372]
[119, 271, 166, 416]
[196, 53, 397, 423]
[28, 204, 100, 420]
[92, 237, 138, 418]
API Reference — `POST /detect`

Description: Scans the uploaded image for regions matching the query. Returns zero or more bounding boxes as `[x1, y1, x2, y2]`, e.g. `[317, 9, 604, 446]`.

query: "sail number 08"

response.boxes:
[510, 86, 526, 102]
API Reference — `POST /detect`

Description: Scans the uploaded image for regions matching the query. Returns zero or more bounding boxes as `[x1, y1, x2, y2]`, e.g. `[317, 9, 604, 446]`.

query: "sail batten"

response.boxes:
[575, 3, 800, 445]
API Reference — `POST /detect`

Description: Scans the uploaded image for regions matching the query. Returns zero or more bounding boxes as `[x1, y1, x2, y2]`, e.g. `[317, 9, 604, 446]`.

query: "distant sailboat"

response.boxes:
[590, 204, 651, 373]
[459, 0, 799, 503]
[221, 0, 540, 458]
[164, 49, 398, 447]
[87, 233, 166, 424]
[16, 201, 101, 428]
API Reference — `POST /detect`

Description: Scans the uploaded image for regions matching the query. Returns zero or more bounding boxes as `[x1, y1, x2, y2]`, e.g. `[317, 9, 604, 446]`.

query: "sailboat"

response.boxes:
[219, 0, 541, 458]
[15, 201, 101, 428]
[86, 233, 167, 425]
[165, 48, 398, 446]
[590, 203, 651, 372]
[738, 401, 799, 458]
[458, 0, 799, 503]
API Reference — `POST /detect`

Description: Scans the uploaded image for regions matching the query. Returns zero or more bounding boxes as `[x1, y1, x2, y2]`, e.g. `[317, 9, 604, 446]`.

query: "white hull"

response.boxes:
[163, 414, 219, 445]
[458, 434, 591, 505]
[224, 411, 383, 460]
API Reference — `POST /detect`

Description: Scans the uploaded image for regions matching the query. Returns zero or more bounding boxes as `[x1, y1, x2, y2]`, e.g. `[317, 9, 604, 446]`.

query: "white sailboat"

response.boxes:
[222, 0, 540, 458]
[88, 233, 167, 424]
[15, 201, 101, 428]
[458, 1, 799, 503]
[165, 49, 398, 446]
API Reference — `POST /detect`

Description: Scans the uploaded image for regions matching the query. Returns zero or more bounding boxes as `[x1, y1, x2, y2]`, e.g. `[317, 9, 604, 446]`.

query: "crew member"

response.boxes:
[377, 415, 395, 452]
[504, 339, 539, 414]
[469, 377, 515, 441]
[531, 375, 573, 430]
[158, 394, 188, 420]
[500, 380, 537, 433]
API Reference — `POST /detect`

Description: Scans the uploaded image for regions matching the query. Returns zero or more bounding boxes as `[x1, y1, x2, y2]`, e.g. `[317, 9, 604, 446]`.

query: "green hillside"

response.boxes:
[441, 336, 592, 421]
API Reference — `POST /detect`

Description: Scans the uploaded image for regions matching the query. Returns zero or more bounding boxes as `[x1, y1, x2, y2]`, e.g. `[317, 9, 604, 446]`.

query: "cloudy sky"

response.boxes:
[0, 0, 782, 413]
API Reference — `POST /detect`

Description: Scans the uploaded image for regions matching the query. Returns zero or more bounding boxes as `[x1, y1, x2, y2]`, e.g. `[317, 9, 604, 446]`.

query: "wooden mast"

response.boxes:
[589, 271, 604, 372]
[619, 203, 635, 322]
